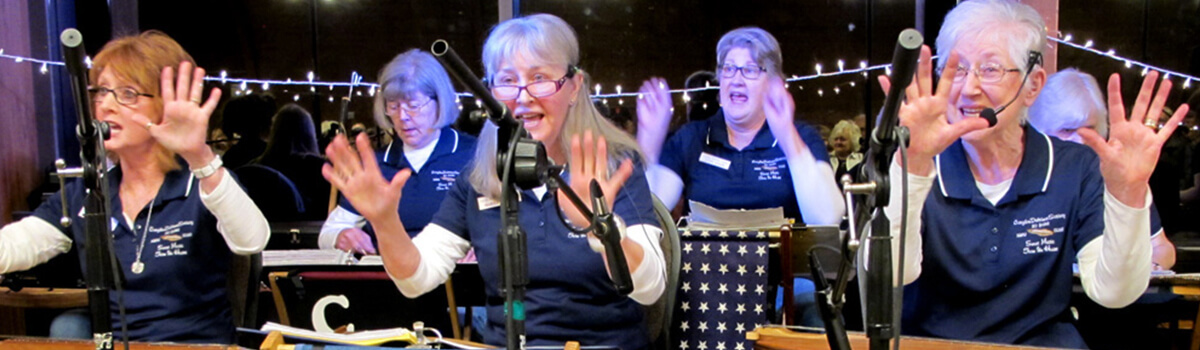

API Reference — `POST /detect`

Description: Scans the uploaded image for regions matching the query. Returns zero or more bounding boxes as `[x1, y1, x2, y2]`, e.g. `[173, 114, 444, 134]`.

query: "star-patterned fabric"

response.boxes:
[674, 229, 771, 350]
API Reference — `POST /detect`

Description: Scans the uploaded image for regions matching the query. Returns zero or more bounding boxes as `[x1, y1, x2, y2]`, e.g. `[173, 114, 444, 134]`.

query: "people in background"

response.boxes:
[829, 118, 864, 184]
[252, 103, 330, 220]
[218, 92, 276, 169]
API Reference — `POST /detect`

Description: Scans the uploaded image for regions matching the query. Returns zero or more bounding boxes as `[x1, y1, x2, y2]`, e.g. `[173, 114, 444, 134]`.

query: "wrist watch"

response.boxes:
[191, 154, 223, 179]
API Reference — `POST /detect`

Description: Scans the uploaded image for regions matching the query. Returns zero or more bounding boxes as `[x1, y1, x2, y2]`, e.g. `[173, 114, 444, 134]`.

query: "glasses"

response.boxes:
[385, 98, 435, 116]
[943, 62, 1021, 84]
[490, 71, 575, 101]
[88, 86, 154, 106]
[718, 64, 766, 80]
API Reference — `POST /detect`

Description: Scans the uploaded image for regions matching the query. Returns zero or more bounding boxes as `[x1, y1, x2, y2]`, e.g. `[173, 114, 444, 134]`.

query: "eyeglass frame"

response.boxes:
[385, 97, 437, 116]
[939, 51, 1044, 85]
[488, 66, 579, 101]
[88, 86, 155, 106]
[718, 63, 767, 80]
[942, 62, 1021, 84]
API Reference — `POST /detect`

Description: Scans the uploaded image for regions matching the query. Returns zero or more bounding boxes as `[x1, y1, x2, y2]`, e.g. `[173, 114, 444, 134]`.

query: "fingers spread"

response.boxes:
[176, 61, 193, 102]
[935, 53, 960, 98]
[191, 66, 206, 103]
[160, 66, 176, 101]
[1129, 71, 1160, 124]
[878, 75, 892, 95]
[1107, 73, 1126, 126]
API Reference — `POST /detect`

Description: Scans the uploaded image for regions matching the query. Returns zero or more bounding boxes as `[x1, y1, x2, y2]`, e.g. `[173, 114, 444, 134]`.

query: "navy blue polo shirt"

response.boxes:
[901, 125, 1103, 348]
[428, 159, 661, 350]
[342, 127, 476, 241]
[32, 163, 236, 343]
[659, 110, 829, 222]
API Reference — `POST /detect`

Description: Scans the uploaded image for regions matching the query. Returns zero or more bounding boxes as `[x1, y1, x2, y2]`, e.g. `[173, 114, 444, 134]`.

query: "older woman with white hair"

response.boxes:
[829, 118, 865, 183]
[321, 14, 665, 349]
[878, 0, 1190, 346]
[319, 49, 476, 254]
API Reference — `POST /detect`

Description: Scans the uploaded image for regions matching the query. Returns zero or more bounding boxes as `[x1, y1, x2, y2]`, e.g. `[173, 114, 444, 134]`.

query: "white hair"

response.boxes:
[935, 0, 1047, 75]
[1029, 68, 1108, 139]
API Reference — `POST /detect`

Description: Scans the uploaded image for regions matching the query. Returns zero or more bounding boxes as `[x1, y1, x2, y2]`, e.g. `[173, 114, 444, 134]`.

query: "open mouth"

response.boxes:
[728, 92, 749, 104]
[959, 107, 984, 118]
[518, 113, 544, 129]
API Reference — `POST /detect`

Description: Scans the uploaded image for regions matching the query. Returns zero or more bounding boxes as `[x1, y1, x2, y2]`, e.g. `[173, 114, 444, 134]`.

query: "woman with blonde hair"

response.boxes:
[322, 14, 664, 349]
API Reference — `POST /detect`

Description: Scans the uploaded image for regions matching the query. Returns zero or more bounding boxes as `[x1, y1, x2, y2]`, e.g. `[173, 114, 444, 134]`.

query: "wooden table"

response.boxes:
[0, 337, 235, 350]
[747, 327, 1063, 350]
[0, 288, 87, 336]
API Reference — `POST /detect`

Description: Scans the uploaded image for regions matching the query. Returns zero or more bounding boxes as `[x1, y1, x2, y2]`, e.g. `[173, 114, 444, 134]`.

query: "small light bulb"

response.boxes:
[1084, 40, 1093, 48]
[293, 94, 300, 101]
[307, 71, 315, 82]
[1063, 33, 1073, 42]
[815, 63, 823, 75]
[262, 82, 270, 90]
[837, 60, 845, 71]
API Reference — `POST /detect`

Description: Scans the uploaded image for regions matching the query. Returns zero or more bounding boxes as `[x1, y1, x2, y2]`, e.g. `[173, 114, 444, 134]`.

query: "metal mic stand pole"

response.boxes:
[60, 28, 119, 350]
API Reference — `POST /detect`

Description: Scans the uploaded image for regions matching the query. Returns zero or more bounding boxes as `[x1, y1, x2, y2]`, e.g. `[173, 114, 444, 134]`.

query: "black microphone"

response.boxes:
[978, 51, 1042, 128]
[591, 180, 633, 295]
[875, 28, 923, 147]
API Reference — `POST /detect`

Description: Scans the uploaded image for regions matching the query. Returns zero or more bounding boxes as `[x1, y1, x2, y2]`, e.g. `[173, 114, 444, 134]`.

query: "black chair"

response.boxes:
[647, 195, 681, 350]
[233, 164, 306, 222]
[228, 252, 263, 328]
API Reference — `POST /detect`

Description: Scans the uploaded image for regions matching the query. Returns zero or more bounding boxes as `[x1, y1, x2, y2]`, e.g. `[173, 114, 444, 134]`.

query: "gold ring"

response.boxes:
[191, 98, 202, 104]
[144, 122, 154, 129]
[1144, 118, 1159, 130]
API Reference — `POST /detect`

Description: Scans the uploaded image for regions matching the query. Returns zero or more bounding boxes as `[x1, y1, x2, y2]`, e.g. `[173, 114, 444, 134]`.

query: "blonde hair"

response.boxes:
[471, 14, 643, 199]
[372, 49, 460, 135]
[831, 119, 862, 153]
[90, 30, 193, 172]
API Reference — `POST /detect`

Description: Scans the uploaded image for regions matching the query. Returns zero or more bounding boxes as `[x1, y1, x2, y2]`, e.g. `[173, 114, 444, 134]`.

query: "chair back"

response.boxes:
[233, 164, 306, 221]
[645, 195, 681, 350]
[227, 252, 263, 328]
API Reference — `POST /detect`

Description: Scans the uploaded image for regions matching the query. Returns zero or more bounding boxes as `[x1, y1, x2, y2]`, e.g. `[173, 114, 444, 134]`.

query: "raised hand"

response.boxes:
[762, 76, 802, 150]
[636, 77, 673, 164]
[1078, 71, 1190, 207]
[322, 133, 410, 223]
[559, 130, 634, 227]
[878, 46, 989, 173]
[133, 61, 222, 167]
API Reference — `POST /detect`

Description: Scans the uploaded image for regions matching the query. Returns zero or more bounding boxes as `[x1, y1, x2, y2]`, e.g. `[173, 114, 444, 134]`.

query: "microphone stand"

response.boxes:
[431, 40, 635, 350]
[809, 28, 922, 350]
[60, 28, 121, 350]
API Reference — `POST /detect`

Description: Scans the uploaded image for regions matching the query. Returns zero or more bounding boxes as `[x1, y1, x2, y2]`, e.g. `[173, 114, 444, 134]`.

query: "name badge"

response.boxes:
[699, 152, 731, 170]
[477, 196, 501, 211]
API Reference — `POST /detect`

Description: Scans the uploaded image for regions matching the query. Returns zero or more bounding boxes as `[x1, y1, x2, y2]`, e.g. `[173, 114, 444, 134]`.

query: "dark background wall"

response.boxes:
[3, 0, 1199, 223]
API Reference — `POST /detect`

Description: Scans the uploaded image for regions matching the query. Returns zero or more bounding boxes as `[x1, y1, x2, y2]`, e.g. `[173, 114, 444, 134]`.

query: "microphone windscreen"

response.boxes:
[980, 108, 998, 127]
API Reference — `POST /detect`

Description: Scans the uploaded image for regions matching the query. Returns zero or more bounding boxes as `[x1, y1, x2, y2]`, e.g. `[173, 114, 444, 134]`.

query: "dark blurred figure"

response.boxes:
[454, 98, 485, 137]
[220, 93, 276, 169]
[684, 70, 719, 125]
[252, 104, 330, 220]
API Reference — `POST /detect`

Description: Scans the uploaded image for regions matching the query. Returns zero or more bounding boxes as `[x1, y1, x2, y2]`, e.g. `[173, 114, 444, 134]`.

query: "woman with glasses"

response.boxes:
[879, 0, 1190, 346]
[319, 49, 476, 255]
[321, 14, 664, 349]
[636, 27, 843, 227]
[0, 30, 269, 343]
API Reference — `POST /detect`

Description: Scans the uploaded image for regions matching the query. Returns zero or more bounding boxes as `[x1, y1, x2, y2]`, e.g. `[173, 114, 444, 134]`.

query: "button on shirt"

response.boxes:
[429, 162, 660, 350]
[901, 126, 1102, 348]
[342, 128, 476, 241]
[32, 165, 235, 343]
[659, 111, 828, 222]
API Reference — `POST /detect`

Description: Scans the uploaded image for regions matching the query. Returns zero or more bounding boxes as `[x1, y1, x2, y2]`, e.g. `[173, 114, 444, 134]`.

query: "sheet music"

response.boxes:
[262, 249, 356, 267]
[686, 200, 788, 230]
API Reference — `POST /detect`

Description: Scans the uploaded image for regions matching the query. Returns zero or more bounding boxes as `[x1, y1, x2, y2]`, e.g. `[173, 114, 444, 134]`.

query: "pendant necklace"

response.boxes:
[131, 190, 158, 274]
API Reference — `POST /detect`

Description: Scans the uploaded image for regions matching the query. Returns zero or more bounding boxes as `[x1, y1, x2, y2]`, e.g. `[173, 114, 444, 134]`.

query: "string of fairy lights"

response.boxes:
[1, 33, 1194, 107]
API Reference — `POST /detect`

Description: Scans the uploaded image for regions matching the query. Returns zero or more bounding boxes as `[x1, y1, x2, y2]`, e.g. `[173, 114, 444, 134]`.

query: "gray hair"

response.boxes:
[1029, 68, 1108, 139]
[373, 49, 459, 134]
[472, 13, 644, 200]
[831, 119, 863, 154]
[935, 0, 1046, 75]
[715, 27, 783, 80]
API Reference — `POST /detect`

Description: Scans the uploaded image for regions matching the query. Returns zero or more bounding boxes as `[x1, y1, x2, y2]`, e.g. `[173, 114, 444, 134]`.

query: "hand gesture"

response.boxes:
[1078, 71, 1190, 206]
[762, 76, 802, 150]
[322, 133, 410, 223]
[336, 228, 378, 255]
[878, 46, 990, 165]
[636, 77, 672, 163]
[133, 61, 222, 166]
[559, 130, 635, 227]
